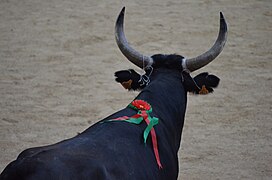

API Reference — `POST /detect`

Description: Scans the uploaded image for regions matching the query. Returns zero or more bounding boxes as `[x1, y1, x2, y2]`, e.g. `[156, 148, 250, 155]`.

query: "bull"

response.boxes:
[0, 7, 227, 180]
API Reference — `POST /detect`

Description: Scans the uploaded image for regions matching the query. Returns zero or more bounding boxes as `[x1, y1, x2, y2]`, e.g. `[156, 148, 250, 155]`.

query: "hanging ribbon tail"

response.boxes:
[141, 112, 162, 169]
[150, 127, 162, 169]
[108, 100, 162, 169]
[143, 117, 159, 144]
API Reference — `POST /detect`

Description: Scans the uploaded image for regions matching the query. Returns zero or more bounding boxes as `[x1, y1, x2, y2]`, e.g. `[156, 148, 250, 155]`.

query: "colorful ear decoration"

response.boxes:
[193, 72, 220, 94]
[121, 79, 133, 89]
[182, 72, 220, 95]
[199, 85, 209, 95]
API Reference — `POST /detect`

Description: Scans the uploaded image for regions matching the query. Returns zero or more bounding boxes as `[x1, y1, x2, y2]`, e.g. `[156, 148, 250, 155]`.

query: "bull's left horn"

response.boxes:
[185, 12, 228, 72]
[115, 7, 153, 68]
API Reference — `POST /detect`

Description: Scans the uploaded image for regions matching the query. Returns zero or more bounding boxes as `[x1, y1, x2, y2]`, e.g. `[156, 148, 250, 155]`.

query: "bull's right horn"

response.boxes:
[115, 7, 153, 69]
[185, 12, 228, 72]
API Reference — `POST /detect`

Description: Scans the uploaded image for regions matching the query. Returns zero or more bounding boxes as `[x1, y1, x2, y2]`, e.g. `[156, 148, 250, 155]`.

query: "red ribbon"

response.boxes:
[141, 111, 163, 169]
[113, 107, 162, 169]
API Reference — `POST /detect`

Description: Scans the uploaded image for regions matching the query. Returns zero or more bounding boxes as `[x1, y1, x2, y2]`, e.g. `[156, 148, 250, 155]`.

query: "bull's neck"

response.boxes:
[135, 69, 187, 152]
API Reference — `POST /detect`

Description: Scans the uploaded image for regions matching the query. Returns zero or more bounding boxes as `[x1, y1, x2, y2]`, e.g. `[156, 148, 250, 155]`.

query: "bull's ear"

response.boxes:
[182, 72, 220, 95]
[194, 72, 220, 88]
[193, 72, 220, 94]
[114, 69, 141, 90]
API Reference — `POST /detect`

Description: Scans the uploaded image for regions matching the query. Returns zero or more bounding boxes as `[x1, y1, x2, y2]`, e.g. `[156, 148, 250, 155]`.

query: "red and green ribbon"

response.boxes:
[110, 100, 162, 169]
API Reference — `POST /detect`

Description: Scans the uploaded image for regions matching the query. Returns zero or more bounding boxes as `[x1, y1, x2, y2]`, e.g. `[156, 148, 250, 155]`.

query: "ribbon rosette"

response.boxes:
[112, 100, 162, 169]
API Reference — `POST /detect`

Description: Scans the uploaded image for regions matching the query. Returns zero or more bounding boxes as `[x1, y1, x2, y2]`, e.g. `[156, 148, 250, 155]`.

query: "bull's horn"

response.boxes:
[185, 12, 228, 72]
[115, 7, 153, 68]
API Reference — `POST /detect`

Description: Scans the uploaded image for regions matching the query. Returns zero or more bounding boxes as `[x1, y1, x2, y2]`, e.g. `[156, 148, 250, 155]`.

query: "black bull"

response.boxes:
[1, 69, 187, 180]
[0, 7, 227, 180]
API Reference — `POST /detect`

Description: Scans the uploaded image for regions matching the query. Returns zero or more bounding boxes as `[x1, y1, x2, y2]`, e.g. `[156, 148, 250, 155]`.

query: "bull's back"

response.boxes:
[0, 121, 161, 180]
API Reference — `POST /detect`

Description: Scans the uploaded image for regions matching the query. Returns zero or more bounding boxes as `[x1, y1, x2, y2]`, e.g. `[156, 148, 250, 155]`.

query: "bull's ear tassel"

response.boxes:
[199, 85, 209, 95]
[121, 79, 133, 89]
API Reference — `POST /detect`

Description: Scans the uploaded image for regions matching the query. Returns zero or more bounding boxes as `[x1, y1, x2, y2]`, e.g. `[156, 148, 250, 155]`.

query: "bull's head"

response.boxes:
[114, 7, 227, 94]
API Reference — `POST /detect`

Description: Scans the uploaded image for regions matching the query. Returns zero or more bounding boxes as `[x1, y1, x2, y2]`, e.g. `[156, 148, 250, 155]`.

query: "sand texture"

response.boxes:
[0, 0, 271, 179]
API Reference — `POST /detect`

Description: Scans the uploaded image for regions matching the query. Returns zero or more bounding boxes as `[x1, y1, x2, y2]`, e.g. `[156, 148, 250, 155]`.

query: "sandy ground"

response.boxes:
[0, 0, 271, 179]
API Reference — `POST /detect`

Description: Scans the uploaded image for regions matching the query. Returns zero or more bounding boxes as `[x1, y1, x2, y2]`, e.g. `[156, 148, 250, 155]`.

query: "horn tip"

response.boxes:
[121, 7, 126, 14]
[219, 12, 227, 30]
[116, 7, 126, 26]
[219, 12, 225, 20]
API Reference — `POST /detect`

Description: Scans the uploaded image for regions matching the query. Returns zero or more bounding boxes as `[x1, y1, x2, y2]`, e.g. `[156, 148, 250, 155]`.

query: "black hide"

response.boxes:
[0, 54, 220, 180]
[0, 67, 187, 180]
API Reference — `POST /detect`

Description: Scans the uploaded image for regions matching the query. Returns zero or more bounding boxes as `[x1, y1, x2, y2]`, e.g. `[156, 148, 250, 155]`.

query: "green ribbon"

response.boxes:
[121, 112, 159, 144]
[107, 100, 162, 169]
